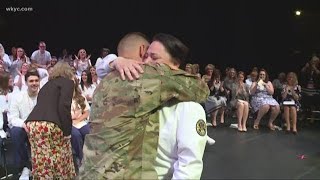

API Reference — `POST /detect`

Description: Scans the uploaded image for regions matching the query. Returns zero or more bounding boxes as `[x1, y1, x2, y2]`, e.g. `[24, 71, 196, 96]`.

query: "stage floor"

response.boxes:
[202, 119, 320, 179]
[1, 118, 319, 179]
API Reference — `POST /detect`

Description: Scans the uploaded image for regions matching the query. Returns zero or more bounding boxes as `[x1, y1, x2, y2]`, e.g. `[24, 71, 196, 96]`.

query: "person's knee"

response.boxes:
[290, 106, 297, 111]
[260, 105, 270, 112]
[11, 127, 25, 135]
[272, 106, 280, 113]
[72, 128, 82, 139]
[11, 127, 27, 141]
[237, 102, 244, 109]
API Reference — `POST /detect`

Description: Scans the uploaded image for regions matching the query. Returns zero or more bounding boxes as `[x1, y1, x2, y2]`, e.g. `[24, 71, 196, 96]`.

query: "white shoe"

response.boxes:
[229, 123, 238, 129]
[206, 123, 213, 127]
[206, 136, 216, 145]
[19, 167, 30, 180]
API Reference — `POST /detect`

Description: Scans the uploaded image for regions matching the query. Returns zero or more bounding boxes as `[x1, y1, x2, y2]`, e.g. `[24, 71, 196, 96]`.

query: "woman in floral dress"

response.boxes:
[25, 62, 76, 179]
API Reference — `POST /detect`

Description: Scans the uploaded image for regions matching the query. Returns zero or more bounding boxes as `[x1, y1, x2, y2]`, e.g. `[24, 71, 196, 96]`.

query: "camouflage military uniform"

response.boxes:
[79, 63, 209, 179]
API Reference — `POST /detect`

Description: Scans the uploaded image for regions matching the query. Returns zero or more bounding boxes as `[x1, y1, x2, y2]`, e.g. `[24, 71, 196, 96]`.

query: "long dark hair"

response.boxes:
[0, 72, 10, 95]
[73, 77, 86, 111]
[208, 69, 221, 88]
[259, 68, 269, 83]
[80, 69, 93, 91]
[152, 33, 189, 65]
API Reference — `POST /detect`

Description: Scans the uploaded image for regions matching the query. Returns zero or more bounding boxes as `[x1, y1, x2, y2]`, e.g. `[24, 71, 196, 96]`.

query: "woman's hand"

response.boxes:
[72, 117, 82, 124]
[64, 135, 71, 140]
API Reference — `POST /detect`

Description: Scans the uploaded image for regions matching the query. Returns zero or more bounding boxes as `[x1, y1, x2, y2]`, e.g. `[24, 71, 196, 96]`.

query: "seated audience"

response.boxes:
[205, 69, 227, 126]
[202, 64, 215, 83]
[230, 71, 250, 132]
[282, 72, 301, 134]
[300, 55, 320, 89]
[0, 43, 12, 73]
[71, 77, 90, 173]
[13, 62, 29, 92]
[30, 41, 52, 69]
[74, 49, 92, 77]
[8, 69, 41, 179]
[245, 69, 258, 90]
[250, 69, 280, 130]
[192, 63, 201, 78]
[89, 66, 100, 85]
[10, 47, 31, 79]
[79, 70, 96, 105]
[185, 63, 193, 74]
[223, 67, 237, 101]
[272, 72, 286, 102]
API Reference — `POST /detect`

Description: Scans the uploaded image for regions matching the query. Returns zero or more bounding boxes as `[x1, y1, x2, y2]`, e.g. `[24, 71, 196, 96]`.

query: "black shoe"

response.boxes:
[285, 129, 290, 134]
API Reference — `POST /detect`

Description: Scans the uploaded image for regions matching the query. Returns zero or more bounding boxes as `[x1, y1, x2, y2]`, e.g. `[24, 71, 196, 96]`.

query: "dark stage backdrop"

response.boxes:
[1, 0, 320, 79]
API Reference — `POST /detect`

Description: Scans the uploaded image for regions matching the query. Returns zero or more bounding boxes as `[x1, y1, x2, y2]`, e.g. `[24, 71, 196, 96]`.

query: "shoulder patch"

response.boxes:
[196, 119, 206, 136]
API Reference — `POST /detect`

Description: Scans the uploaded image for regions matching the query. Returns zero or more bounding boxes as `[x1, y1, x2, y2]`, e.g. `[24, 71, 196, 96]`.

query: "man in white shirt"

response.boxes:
[8, 69, 40, 180]
[95, 48, 110, 68]
[95, 52, 118, 80]
[30, 41, 51, 69]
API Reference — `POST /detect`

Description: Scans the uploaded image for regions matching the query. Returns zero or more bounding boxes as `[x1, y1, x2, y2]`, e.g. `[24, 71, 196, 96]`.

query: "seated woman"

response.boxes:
[202, 64, 215, 83]
[13, 62, 29, 92]
[300, 55, 320, 89]
[282, 72, 301, 134]
[71, 77, 90, 171]
[0, 72, 13, 135]
[88, 66, 100, 85]
[272, 72, 286, 102]
[192, 64, 201, 78]
[250, 69, 280, 130]
[205, 69, 227, 127]
[79, 70, 96, 105]
[223, 67, 237, 101]
[184, 63, 193, 74]
[230, 71, 250, 132]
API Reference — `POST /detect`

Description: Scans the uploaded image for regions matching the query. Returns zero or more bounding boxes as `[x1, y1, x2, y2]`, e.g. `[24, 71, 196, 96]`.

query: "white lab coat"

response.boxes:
[155, 101, 207, 180]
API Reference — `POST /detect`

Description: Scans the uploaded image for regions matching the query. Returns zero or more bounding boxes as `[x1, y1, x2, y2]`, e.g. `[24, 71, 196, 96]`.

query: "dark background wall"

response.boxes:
[1, 0, 320, 78]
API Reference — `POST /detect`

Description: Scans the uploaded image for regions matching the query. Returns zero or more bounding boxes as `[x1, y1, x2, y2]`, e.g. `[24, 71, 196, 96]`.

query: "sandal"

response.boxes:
[268, 124, 275, 131]
[253, 124, 259, 130]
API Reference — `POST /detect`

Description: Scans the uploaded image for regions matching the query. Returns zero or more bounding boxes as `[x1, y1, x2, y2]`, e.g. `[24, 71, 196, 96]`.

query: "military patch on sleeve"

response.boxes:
[196, 119, 206, 136]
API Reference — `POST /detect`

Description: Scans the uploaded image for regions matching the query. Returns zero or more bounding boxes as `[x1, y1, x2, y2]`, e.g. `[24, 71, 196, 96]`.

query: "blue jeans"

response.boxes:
[71, 124, 90, 161]
[10, 127, 31, 169]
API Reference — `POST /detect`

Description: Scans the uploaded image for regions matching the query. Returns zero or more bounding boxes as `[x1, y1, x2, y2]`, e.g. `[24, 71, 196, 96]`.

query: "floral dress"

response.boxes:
[26, 121, 76, 179]
[251, 83, 279, 112]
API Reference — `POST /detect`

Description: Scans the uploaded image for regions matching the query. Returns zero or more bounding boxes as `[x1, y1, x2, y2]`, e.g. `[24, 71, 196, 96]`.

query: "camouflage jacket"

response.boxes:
[79, 64, 209, 179]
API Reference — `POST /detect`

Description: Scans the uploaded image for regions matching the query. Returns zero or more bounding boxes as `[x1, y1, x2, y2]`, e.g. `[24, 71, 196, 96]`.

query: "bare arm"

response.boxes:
[250, 82, 258, 95]
[265, 81, 274, 95]
[73, 110, 89, 125]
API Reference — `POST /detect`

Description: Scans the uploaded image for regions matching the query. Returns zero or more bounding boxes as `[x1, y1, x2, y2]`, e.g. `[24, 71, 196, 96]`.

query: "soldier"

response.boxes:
[80, 33, 209, 179]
